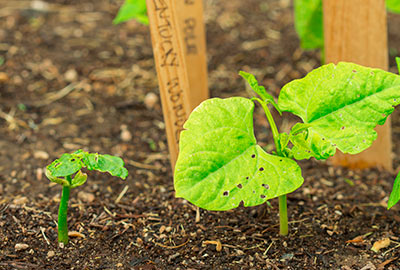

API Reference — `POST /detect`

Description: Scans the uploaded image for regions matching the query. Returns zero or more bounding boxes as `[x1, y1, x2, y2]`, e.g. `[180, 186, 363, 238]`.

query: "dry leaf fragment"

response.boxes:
[371, 238, 390, 253]
[346, 235, 365, 244]
[68, 231, 85, 238]
[203, 240, 222, 251]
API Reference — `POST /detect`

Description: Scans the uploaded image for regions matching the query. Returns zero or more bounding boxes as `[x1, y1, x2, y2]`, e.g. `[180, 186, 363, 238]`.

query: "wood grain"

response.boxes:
[146, 0, 208, 169]
[324, 0, 392, 171]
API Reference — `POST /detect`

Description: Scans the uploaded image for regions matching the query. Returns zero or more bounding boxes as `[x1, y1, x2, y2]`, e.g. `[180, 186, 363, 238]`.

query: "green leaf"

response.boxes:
[293, 0, 323, 50]
[81, 153, 128, 179]
[46, 153, 84, 177]
[396, 57, 400, 74]
[387, 0, 400, 13]
[45, 168, 70, 186]
[70, 170, 88, 188]
[388, 172, 400, 209]
[174, 97, 304, 211]
[239, 71, 282, 114]
[289, 126, 336, 160]
[113, 0, 148, 25]
[278, 62, 400, 160]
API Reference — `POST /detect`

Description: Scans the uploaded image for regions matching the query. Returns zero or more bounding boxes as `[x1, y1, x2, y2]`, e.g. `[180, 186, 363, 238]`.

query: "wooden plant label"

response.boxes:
[324, 0, 392, 171]
[175, 0, 209, 109]
[146, 0, 209, 169]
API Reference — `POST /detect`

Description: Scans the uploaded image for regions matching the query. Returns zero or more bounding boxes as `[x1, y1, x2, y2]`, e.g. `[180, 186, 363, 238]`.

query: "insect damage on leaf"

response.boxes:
[46, 150, 128, 182]
[278, 62, 400, 160]
[174, 97, 304, 211]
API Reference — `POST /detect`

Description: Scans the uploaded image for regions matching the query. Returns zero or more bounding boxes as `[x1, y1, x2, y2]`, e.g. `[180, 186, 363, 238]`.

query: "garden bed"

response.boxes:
[1, 0, 400, 269]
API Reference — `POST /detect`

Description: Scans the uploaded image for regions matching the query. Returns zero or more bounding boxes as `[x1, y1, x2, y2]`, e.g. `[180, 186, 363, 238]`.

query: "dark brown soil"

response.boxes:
[1, 0, 400, 269]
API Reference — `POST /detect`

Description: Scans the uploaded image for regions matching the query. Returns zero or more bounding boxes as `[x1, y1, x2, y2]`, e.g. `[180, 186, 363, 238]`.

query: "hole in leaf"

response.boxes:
[246, 177, 249, 180]
[253, 190, 256, 194]
[322, 138, 325, 140]
[239, 200, 244, 207]
[363, 139, 366, 143]
[259, 167, 264, 171]
[341, 126, 345, 130]
[260, 194, 266, 199]
[95, 156, 99, 162]
[279, 159, 282, 162]
[370, 71, 374, 75]
[394, 99, 397, 102]
[251, 154, 256, 158]
[262, 184, 269, 190]
[352, 69, 357, 73]
[223, 191, 229, 197]
[237, 184, 243, 189]
[70, 158, 76, 162]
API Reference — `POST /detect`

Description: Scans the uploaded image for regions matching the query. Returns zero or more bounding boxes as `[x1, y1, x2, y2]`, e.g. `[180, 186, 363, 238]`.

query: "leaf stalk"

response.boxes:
[253, 97, 289, 235]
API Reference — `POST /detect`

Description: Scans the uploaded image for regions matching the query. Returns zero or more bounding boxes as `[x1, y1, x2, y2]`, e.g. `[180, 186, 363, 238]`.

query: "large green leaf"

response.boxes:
[387, 0, 400, 13]
[293, 0, 323, 50]
[174, 97, 304, 211]
[113, 0, 148, 25]
[278, 62, 400, 160]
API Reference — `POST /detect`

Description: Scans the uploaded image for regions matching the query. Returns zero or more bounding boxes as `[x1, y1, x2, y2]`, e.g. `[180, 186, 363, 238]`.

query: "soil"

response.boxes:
[1, 0, 400, 269]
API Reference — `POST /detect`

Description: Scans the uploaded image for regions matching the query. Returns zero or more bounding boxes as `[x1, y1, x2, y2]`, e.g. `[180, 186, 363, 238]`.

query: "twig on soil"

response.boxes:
[40, 227, 50, 245]
[383, 243, 400, 256]
[155, 238, 189, 249]
[195, 207, 200, 223]
[32, 82, 78, 107]
[0, 108, 28, 130]
[127, 159, 160, 170]
[103, 206, 116, 218]
[377, 257, 398, 270]
[114, 185, 129, 204]
[203, 240, 222, 251]
[263, 241, 274, 255]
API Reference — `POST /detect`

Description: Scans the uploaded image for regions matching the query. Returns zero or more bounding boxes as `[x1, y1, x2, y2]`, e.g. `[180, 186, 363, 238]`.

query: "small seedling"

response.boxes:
[174, 61, 400, 235]
[45, 150, 128, 246]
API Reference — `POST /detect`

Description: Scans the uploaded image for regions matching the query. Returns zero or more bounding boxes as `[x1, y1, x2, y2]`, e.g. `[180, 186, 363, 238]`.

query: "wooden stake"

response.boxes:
[174, 0, 209, 109]
[146, 0, 209, 169]
[324, 0, 392, 171]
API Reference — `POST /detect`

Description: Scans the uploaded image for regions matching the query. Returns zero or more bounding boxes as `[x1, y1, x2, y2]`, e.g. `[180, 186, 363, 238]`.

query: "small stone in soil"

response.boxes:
[144, 92, 159, 109]
[120, 124, 132, 142]
[47, 250, 55, 258]
[13, 196, 28, 205]
[33, 150, 49, 160]
[77, 191, 95, 203]
[15, 243, 29, 251]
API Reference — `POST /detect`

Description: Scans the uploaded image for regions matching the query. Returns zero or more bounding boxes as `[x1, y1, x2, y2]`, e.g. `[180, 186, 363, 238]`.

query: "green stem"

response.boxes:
[279, 195, 288, 236]
[58, 176, 71, 246]
[252, 97, 281, 156]
[253, 97, 289, 235]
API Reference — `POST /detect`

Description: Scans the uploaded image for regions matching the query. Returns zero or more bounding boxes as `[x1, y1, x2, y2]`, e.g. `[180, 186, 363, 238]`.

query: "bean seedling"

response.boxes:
[45, 150, 128, 246]
[174, 61, 400, 235]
